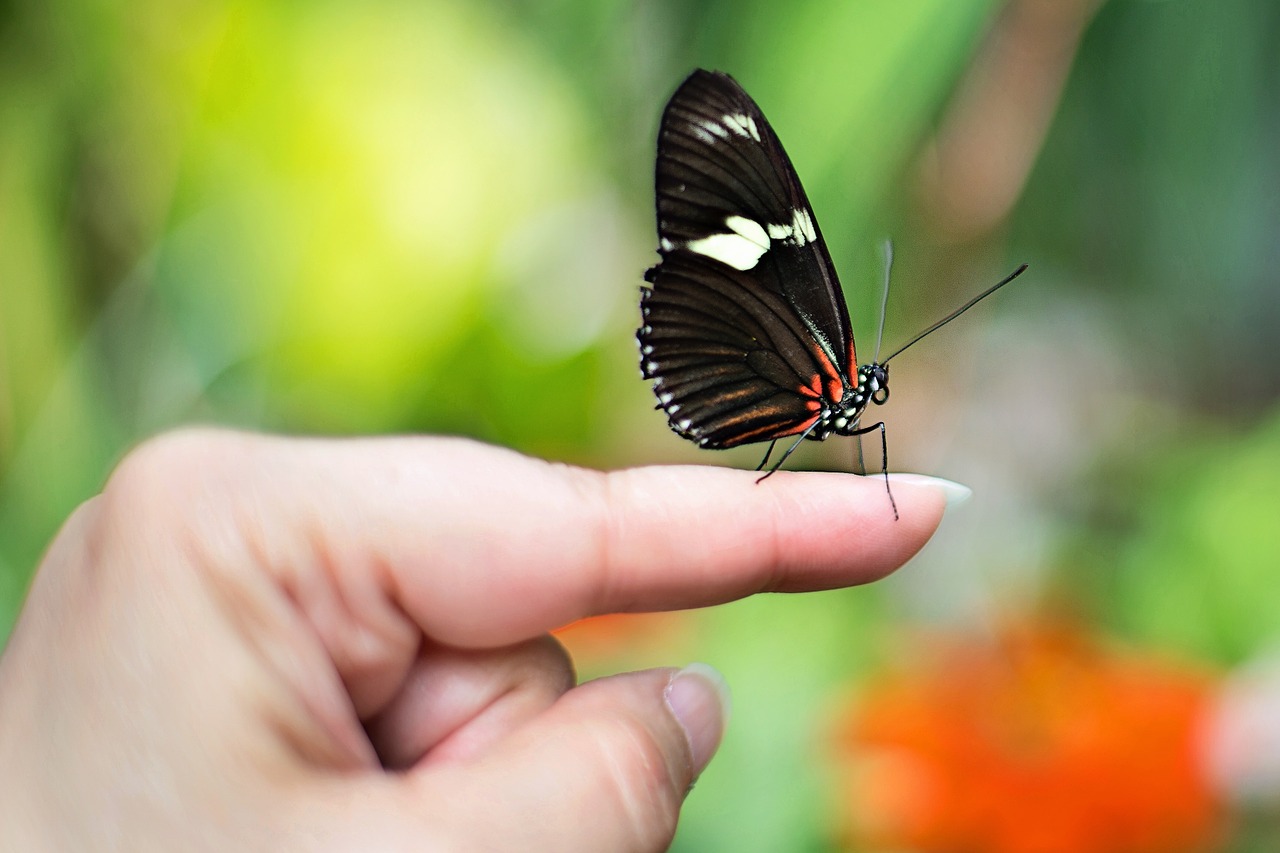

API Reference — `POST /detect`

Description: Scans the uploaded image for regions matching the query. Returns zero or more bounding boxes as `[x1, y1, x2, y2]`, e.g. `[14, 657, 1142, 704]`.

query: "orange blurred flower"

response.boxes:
[553, 611, 693, 672]
[832, 623, 1223, 853]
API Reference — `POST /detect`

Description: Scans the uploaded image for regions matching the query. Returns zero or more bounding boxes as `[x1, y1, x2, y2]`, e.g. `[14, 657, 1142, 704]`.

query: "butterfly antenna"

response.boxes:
[873, 239, 893, 363]
[882, 263, 1028, 364]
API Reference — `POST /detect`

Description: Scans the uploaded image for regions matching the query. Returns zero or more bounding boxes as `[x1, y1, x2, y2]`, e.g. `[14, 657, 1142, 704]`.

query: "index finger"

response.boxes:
[122, 430, 949, 647]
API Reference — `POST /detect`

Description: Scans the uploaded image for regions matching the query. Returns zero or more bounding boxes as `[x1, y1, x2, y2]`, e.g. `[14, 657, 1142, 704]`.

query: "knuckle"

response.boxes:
[97, 428, 255, 570]
[104, 427, 233, 507]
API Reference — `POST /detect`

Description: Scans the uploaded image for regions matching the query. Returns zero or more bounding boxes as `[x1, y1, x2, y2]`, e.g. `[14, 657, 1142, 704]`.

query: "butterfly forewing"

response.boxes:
[639, 69, 857, 448]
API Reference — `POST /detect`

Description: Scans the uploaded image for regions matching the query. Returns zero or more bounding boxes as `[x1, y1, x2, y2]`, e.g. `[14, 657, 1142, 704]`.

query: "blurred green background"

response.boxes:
[3, 0, 1279, 849]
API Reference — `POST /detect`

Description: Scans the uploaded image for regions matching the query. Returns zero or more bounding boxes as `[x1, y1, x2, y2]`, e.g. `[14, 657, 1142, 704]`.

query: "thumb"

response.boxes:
[408, 665, 730, 852]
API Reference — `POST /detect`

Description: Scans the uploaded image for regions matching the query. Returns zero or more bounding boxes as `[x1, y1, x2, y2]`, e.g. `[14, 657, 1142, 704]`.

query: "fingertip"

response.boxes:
[404, 667, 713, 851]
[664, 663, 730, 777]
[886, 473, 973, 508]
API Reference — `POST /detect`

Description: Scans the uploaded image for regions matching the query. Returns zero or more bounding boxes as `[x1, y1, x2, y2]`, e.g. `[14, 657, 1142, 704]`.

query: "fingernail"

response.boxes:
[664, 663, 731, 777]
[885, 473, 973, 507]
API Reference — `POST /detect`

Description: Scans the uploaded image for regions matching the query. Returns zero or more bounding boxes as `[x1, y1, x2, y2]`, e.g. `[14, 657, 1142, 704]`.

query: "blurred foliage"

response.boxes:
[1079, 403, 1280, 665]
[1013, 0, 1280, 409]
[3, 0, 1280, 849]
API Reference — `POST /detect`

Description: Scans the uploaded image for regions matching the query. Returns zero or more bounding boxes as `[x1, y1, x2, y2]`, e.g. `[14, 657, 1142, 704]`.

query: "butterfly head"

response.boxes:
[860, 363, 890, 406]
[821, 363, 890, 438]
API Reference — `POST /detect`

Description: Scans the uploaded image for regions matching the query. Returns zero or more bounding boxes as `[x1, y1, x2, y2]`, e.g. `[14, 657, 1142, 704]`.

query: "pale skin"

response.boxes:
[0, 429, 949, 851]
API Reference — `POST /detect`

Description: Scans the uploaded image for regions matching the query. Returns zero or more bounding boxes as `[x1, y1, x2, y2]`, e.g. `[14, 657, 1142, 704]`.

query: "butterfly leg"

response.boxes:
[848, 421, 897, 520]
[755, 439, 779, 472]
[754, 422, 822, 483]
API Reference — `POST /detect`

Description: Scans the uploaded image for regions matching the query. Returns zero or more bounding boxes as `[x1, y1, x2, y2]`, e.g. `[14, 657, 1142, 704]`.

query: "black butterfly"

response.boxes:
[638, 70, 1025, 516]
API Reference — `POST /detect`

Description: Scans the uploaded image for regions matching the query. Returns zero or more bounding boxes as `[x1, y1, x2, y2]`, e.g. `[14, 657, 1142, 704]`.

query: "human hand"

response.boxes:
[0, 430, 953, 851]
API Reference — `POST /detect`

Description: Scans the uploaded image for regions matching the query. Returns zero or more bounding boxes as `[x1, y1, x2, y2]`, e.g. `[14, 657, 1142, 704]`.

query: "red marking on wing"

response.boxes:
[734, 413, 821, 444]
[812, 345, 844, 401]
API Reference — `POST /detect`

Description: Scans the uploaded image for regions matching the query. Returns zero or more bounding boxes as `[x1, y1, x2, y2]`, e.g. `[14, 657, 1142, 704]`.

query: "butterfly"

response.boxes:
[637, 69, 1026, 517]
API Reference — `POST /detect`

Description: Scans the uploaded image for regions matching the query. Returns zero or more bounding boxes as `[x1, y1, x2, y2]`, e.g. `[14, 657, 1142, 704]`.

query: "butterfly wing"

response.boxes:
[638, 69, 857, 448]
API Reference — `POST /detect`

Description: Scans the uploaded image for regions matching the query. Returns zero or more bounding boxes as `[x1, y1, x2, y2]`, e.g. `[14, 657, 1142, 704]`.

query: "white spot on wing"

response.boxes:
[698, 119, 729, 140]
[762, 209, 817, 247]
[791, 208, 816, 243]
[684, 215, 771, 271]
[723, 113, 761, 142]
[684, 233, 761, 270]
[691, 125, 716, 144]
[725, 215, 768, 246]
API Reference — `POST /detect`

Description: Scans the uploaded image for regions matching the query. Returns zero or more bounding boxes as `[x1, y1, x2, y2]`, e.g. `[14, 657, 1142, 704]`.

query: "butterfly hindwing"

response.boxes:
[641, 251, 826, 447]
[639, 69, 857, 448]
